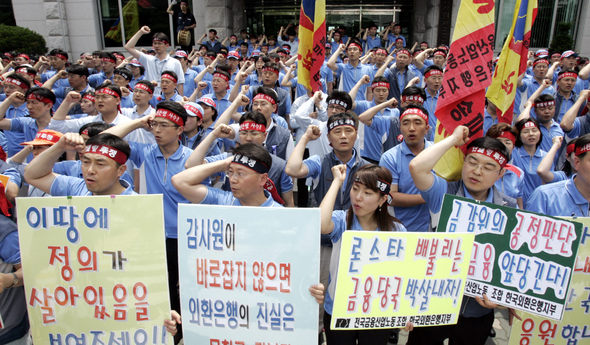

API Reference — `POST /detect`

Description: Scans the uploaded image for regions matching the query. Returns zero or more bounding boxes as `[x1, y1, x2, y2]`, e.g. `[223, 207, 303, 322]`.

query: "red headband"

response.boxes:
[397, 49, 411, 57]
[433, 51, 446, 57]
[27, 93, 54, 105]
[161, 73, 177, 83]
[575, 143, 590, 156]
[17, 54, 30, 60]
[566, 142, 575, 155]
[371, 81, 389, 89]
[102, 57, 116, 64]
[134, 83, 153, 94]
[5, 77, 29, 90]
[85, 144, 128, 165]
[155, 108, 183, 126]
[213, 72, 229, 82]
[523, 121, 538, 129]
[184, 104, 203, 119]
[498, 131, 516, 144]
[400, 107, 428, 122]
[153, 38, 170, 45]
[82, 93, 95, 103]
[261, 67, 279, 75]
[425, 69, 443, 79]
[557, 72, 577, 81]
[348, 42, 363, 52]
[535, 100, 555, 108]
[467, 146, 507, 168]
[533, 59, 549, 67]
[551, 53, 561, 58]
[96, 88, 120, 99]
[240, 121, 266, 133]
[401, 94, 424, 104]
[54, 53, 67, 61]
[375, 48, 388, 55]
[253, 93, 276, 105]
[15, 67, 35, 77]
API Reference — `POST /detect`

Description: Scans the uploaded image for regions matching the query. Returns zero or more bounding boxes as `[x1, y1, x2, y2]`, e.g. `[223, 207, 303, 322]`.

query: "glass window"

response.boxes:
[99, 0, 174, 48]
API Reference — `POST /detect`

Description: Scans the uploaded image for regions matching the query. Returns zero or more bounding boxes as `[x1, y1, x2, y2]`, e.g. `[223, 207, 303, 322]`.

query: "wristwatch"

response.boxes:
[10, 272, 18, 288]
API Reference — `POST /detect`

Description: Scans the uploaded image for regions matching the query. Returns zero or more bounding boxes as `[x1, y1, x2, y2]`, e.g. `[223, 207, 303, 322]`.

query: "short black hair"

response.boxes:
[239, 111, 266, 125]
[254, 86, 278, 105]
[114, 67, 132, 81]
[161, 70, 178, 82]
[99, 51, 116, 63]
[6, 72, 31, 90]
[232, 143, 272, 171]
[25, 87, 56, 105]
[66, 64, 90, 78]
[134, 80, 155, 93]
[96, 84, 122, 98]
[157, 100, 188, 126]
[466, 137, 510, 163]
[402, 86, 427, 99]
[209, 29, 217, 35]
[535, 93, 555, 104]
[424, 65, 444, 76]
[49, 49, 68, 60]
[372, 76, 389, 84]
[86, 133, 131, 166]
[152, 32, 170, 43]
[327, 90, 353, 111]
[557, 69, 577, 79]
[515, 117, 543, 148]
[79, 121, 114, 137]
[327, 112, 358, 130]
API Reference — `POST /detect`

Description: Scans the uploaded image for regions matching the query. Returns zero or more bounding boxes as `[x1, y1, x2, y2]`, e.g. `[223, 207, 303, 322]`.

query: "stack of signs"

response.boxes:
[437, 195, 583, 320]
[508, 218, 590, 345]
[330, 231, 475, 329]
[17, 195, 171, 344]
[177, 205, 320, 345]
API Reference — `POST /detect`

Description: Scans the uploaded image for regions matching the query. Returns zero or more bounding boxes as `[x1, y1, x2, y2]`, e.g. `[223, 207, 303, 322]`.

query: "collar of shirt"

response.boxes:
[462, 184, 494, 203]
[401, 139, 431, 157]
[133, 105, 153, 117]
[155, 141, 188, 160]
[566, 175, 589, 208]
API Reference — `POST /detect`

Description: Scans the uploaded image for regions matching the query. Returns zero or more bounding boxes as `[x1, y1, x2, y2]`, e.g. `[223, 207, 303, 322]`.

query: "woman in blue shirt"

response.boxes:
[320, 163, 406, 345]
[511, 118, 549, 205]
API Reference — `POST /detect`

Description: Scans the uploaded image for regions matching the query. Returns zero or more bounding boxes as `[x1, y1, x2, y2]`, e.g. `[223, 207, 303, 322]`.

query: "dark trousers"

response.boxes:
[297, 148, 310, 207]
[323, 312, 392, 345]
[406, 311, 494, 345]
[166, 238, 182, 344]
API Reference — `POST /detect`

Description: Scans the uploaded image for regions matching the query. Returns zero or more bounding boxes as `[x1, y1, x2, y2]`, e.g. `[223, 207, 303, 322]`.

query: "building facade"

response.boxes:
[7, 0, 590, 60]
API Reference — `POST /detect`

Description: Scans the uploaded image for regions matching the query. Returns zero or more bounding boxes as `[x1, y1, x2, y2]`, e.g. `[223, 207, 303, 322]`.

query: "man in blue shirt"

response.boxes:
[380, 106, 432, 231]
[408, 125, 517, 345]
[24, 132, 135, 196]
[0, 73, 30, 156]
[172, 142, 283, 207]
[327, 39, 373, 100]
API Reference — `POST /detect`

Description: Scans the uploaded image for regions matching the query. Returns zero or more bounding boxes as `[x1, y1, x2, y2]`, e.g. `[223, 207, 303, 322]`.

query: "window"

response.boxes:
[98, 0, 174, 48]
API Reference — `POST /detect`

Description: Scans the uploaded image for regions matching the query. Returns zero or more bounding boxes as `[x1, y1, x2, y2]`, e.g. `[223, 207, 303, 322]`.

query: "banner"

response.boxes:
[297, 0, 326, 92]
[437, 195, 583, 320]
[330, 231, 475, 330]
[177, 205, 320, 345]
[509, 218, 590, 344]
[486, 0, 537, 124]
[16, 195, 171, 344]
[433, 0, 495, 180]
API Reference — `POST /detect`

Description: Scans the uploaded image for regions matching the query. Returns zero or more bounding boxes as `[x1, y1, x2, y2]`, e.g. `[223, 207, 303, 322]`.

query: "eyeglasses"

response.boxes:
[464, 156, 501, 174]
[225, 169, 256, 180]
[149, 120, 177, 129]
[327, 104, 346, 112]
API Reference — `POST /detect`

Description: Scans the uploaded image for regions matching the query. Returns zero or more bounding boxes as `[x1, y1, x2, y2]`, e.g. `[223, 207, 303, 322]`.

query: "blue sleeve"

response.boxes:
[8, 117, 25, 132]
[3, 167, 23, 187]
[279, 170, 293, 192]
[354, 101, 370, 114]
[525, 189, 548, 213]
[0, 230, 20, 264]
[335, 63, 344, 77]
[200, 186, 233, 205]
[129, 141, 147, 167]
[565, 118, 581, 139]
[379, 150, 399, 185]
[329, 210, 347, 242]
[50, 175, 87, 196]
[551, 171, 568, 183]
[204, 152, 228, 163]
[272, 114, 289, 129]
[419, 174, 447, 213]
[369, 116, 391, 136]
[303, 155, 322, 179]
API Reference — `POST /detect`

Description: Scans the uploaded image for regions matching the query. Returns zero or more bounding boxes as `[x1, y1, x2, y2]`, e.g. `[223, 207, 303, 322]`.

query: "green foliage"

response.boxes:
[0, 25, 47, 55]
[549, 22, 574, 53]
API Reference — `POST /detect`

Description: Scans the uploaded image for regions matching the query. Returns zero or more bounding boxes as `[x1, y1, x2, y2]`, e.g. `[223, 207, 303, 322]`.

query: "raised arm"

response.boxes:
[375, 54, 395, 78]
[358, 97, 398, 126]
[281, 64, 296, 87]
[327, 44, 345, 72]
[537, 136, 563, 184]
[171, 156, 232, 203]
[0, 92, 24, 122]
[185, 125, 234, 168]
[561, 89, 590, 132]
[349, 75, 371, 105]
[124, 26, 152, 59]
[285, 125, 320, 178]
[409, 125, 470, 191]
[103, 114, 153, 138]
[319, 164, 346, 234]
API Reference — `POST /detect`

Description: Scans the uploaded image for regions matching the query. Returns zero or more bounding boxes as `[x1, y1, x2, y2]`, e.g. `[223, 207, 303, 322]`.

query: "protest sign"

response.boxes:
[177, 205, 320, 345]
[330, 231, 474, 330]
[17, 195, 171, 345]
[509, 218, 590, 344]
[437, 194, 583, 320]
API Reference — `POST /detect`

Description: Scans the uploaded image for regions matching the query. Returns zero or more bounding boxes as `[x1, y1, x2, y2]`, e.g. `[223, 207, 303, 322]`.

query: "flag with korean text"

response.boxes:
[297, 0, 326, 92]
